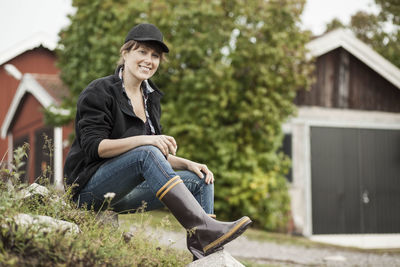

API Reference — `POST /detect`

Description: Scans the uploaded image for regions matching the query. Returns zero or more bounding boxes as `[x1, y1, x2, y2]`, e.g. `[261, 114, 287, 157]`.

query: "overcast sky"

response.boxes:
[0, 0, 378, 54]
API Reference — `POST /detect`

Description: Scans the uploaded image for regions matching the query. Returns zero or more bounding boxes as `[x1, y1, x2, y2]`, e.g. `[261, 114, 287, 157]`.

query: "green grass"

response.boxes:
[0, 181, 192, 266]
[0, 143, 194, 266]
[120, 210, 400, 256]
[119, 208, 182, 232]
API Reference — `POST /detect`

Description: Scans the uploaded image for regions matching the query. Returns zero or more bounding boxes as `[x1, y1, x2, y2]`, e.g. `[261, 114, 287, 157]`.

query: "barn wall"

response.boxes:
[11, 93, 45, 183]
[0, 47, 57, 159]
[349, 54, 400, 111]
[295, 48, 400, 112]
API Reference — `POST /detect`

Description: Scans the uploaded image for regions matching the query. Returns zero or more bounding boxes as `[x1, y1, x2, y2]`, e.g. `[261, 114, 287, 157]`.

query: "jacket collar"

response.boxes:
[110, 66, 163, 120]
[113, 65, 164, 97]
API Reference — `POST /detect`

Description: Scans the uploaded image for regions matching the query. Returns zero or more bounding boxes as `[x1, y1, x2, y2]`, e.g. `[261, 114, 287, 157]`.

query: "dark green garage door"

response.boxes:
[311, 127, 400, 234]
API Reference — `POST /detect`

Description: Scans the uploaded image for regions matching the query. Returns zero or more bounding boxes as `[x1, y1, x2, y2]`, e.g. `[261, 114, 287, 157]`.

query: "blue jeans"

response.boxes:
[76, 145, 214, 214]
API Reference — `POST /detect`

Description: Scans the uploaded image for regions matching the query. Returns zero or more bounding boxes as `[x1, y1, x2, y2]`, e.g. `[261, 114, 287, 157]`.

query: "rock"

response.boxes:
[187, 250, 244, 267]
[11, 213, 80, 234]
[18, 183, 49, 199]
[17, 183, 70, 208]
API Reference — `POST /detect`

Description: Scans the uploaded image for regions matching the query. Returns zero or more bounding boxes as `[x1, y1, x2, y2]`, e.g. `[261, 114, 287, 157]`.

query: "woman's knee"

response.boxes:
[203, 180, 214, 195]
[194, 171, 214, 193]
[133, 145, 165, 160]
[179, 170, 214, 193]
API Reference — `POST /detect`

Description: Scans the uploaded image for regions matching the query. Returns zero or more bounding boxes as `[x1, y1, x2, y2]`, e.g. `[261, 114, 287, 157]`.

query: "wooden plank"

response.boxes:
[337, 49, 350, 108]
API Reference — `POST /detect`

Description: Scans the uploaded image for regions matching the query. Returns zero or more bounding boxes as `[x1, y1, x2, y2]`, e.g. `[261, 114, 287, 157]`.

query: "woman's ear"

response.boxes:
[122, 50, 127, 60]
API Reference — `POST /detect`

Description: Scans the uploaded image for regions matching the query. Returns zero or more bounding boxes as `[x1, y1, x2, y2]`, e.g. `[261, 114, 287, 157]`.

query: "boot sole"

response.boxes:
[203, 216, 252, 254]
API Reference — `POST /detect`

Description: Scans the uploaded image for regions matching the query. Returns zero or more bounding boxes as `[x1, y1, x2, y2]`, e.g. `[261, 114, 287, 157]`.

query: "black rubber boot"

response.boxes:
[188, 214, 223, 261]
[157, 176, 252, 257]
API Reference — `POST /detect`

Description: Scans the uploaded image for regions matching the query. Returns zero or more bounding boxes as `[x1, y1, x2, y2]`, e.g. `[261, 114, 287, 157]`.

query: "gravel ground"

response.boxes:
[141, 228, 400, 266]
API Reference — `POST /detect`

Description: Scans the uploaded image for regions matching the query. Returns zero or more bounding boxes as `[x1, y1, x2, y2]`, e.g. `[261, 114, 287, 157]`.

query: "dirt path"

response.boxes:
[224, 235, 400, 266]
[147, 228, 400, 266]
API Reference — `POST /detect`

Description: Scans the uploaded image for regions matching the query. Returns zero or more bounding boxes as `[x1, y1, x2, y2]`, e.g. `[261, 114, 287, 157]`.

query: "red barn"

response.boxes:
[0, 34, 73, 190]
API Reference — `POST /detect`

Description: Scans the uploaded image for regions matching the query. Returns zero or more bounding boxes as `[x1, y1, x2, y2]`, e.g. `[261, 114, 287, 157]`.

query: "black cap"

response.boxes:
[124, 23, 169, 53]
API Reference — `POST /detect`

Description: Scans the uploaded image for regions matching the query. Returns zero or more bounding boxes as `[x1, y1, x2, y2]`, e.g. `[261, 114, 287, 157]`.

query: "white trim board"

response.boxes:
[1, 74, 55, 138]
[53, 127, 64, 191]
[288, 106, 400, 130]
[306, 28, 400, 90]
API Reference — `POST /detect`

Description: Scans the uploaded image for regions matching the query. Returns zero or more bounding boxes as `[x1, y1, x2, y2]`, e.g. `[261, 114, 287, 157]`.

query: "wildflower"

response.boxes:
[104, 192, 116, 200]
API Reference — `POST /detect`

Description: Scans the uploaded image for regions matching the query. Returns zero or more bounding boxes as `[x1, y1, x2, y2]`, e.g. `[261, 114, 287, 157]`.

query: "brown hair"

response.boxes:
[117, 40, 166, 66]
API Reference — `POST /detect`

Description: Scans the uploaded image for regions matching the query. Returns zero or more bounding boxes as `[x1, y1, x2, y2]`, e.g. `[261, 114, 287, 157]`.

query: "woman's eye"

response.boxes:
[152, 54, 160, 58]
[139, 50, 146, 54]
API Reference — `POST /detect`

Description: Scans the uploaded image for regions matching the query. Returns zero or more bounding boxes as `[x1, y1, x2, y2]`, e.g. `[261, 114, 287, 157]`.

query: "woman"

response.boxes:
[64, 23, 251, 260]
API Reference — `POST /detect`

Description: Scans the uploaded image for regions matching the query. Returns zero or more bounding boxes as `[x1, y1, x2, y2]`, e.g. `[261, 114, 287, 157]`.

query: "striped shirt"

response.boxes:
[119, 67, 156, 135]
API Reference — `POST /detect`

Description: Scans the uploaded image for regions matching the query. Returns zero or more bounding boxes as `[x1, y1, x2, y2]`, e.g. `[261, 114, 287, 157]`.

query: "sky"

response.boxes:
[0, 0, 379, 54]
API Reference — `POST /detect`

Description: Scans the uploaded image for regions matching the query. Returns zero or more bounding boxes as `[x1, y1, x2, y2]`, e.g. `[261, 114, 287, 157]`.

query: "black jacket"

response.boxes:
[64, 68, 164, 196]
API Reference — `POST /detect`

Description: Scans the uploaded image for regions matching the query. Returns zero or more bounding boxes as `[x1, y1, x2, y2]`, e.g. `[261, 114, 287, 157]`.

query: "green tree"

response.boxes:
[375, 0, 400, 25]
[325, 17, 345, 33]
[323, 1, 400, 68]
[55, 0, 312, 231]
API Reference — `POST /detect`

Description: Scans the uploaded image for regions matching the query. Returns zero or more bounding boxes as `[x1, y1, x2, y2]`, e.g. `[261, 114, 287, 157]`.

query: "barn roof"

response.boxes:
[31, 74, 69, 102]
[306, 28, 400, 89]
[0, 73, 69, 139]
[0, 32, 56, 66]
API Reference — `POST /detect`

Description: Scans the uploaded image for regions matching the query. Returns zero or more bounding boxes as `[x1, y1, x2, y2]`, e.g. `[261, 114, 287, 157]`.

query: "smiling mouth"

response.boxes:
[139, 65, 151, 71]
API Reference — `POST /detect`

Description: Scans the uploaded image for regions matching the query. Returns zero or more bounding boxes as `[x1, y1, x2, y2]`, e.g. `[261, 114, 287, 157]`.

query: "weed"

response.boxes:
[0, 142, 192, 266]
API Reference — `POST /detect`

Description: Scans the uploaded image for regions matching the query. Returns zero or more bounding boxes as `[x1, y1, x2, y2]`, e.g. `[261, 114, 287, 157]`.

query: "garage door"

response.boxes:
[311, 127, 400, 234]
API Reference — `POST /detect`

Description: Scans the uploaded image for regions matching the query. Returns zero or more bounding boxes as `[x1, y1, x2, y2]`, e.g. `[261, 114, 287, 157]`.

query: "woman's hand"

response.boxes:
[186, 161, 214, 184]
[167, 154, 214, 184]
[144, 135, 177, 158]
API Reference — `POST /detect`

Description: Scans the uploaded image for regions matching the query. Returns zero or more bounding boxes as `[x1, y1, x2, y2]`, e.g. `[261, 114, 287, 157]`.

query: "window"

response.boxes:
[282, 133, 293, 182]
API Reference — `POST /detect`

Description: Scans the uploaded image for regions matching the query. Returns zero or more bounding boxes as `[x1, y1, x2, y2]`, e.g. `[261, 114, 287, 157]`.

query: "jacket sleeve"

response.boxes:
[76, 88, 113, 160]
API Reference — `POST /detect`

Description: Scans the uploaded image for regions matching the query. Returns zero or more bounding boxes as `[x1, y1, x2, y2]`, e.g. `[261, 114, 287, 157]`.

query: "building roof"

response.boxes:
[0, 32, 56, 66]
[31, 74, 69, 103]
[306, 28, 400, 89]
[1, 73, 68, 139]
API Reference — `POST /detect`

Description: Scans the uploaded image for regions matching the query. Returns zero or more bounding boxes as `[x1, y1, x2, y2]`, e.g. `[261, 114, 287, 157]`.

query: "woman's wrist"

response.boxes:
[168, 155, 191, 170]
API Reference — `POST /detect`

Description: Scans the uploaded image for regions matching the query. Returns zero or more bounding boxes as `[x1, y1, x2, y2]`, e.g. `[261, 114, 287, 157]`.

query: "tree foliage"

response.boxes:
[375, 0, 400, 25]
[56, 0, 312, 231]
[324, 1, 400, 68]
[325, 18, 345, 33]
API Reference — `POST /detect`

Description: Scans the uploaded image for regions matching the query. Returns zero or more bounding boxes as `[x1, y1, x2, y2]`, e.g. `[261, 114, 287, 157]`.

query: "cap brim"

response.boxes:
[131, 37, 169, 53]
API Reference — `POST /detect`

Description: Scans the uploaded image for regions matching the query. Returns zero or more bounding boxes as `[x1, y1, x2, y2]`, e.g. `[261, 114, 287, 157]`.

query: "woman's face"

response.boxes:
[123, 45, 161, 82]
